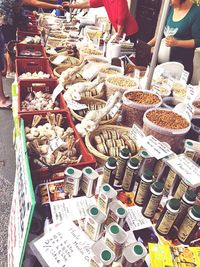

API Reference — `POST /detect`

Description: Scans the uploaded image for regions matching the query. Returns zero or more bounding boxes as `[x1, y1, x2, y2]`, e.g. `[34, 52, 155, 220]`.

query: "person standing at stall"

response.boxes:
[62, 0, 138, 43]
[148, 0, 200, 82]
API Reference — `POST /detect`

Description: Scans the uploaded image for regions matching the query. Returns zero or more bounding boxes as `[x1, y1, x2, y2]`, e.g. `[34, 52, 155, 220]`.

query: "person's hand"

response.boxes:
[165, 36, 178, 47]
[55, 5, 64, 10]
[62, 2, 72, 8]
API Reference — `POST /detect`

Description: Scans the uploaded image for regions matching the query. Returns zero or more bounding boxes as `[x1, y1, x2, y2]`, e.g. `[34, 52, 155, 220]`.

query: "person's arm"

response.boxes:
[22, 0, 63, 10]
[116, 0, 129, 36]
[147, 36, 156, 47]
[62, 1, 90, 9]
[165, 37, 195, 48]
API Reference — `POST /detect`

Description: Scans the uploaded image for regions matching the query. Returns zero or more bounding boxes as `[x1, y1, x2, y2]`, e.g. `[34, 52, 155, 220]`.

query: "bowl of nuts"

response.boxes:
[122, 90, 162, 127]
[143, 108, 191, 153]
[99, 65, 124, 78]
[79, 47, 103, 61]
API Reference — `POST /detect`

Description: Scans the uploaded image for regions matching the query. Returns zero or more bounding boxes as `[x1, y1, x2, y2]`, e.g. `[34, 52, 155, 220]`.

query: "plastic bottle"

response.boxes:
[102, 157, 117, 186]
[155, 198, 180, 237]
[122, 158, 140, 192]
[142, 181, 164, 219]
[115, 148, 130, 184]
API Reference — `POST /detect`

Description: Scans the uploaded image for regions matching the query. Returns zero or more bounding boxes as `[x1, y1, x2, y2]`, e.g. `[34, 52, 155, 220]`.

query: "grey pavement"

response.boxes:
[0, 77, 15, 266]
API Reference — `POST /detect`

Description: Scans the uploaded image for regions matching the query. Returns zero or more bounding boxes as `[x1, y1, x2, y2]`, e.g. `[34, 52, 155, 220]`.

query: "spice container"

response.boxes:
[105, 222, 128, 260]
[81, 167, 99, 197]
[122, 158, 140, 192]
[142, 181, 164, 219]
[106, 200, 127, 227]
[134, 170, 153, 206]
[89, 240, 115, 267]
[137, 149, 157, 175]
[97, 184, 117, 214]
[102, 157, 117, 186]
[99, 65, 123, 78]
[143, 108, 191, 153]
[178, 205, 200, 244]
[173, 176, 196, 200]
[121, 242, 147, 267]
[84, 205, 106, 241]
[122, 90, 162, 127]
[184, 139, 200, 165]
[79, 47, 103, 61]
[155, 198, 180, 237]
[115, 148, 130, 185]
[64, 167, 82, 197]
[174, 190, 196, 229]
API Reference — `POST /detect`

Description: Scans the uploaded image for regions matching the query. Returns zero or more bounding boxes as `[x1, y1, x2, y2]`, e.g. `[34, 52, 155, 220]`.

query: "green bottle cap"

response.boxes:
[67, 168, 74, 175]
[85, 167, 92, 174]
[121, 148, 130, 157]
[191, 205, 200, 218]
[117, 207, 125, 216]
[107, 157, 117, 167]
[133, 245, 143, 255]
[103, 184, 110, 192]
[130, 157, 139, 167]
[168, 198, 180, 211]
[186, 141, 193, 147]
[101, 250, 111, 261]
[184, 190, 196, 202]
[110, 225, 119, 234]
[143, 169, 153, 180]
[90, 207, 99, 216]
[152, 182, 164, 193]
[141, 150, 149, 157]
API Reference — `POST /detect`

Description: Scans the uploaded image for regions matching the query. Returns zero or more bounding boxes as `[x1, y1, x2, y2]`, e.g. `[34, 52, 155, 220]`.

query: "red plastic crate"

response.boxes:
[16, 58, 55, 81]
[17, 30, 41, 42]
[16, 43, 47, 58]
[18, 23, 39, 33]
[18, 79, 67, 114]
[19, 110, 96, 185]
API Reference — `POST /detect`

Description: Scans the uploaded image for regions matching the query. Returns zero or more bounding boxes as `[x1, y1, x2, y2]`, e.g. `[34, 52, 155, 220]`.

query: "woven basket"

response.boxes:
[85, 125, 137, 165]
[70, 98, 119, 125]
[50, 55, 80, 67]
[46, 47, 69, 56]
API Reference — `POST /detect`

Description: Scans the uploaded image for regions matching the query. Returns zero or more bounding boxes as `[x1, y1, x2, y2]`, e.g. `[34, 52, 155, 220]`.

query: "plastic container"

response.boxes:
[79, 47, 103, 61]
[85, 25, 103, 40]
[17, 30, 41, 42]
[16, 44, 47, 58]
[162, 97, 181, 110]
[155, 61, 184, 80]
[143, 108, 191, 153]
[20, 111, 96, 185]
[18, 80, 67, 114]
[16, 58, 55, 80]
[99, 65, 123, 78]
[105, 76, 138, 99]
[122, 90, 162, 127]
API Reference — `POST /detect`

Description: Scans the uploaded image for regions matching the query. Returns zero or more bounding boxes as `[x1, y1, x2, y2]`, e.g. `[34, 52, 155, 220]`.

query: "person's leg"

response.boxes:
[0, 71, 12, 108]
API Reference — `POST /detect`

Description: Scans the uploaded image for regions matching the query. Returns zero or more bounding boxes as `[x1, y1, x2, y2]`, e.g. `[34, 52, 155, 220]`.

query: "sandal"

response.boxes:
[0, 99, 12, 110]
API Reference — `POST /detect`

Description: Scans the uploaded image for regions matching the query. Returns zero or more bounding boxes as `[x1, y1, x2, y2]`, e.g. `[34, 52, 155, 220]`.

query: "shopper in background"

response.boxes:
[148, 0, 200, 82]
[62, 0, 138, 43]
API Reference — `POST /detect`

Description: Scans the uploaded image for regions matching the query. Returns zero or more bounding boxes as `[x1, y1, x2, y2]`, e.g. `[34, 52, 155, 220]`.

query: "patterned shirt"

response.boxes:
[0, 0, 22, 25]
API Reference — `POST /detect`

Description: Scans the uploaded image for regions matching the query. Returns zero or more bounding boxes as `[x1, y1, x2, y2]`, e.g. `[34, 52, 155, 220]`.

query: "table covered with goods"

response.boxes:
[7, 10, 200, 267]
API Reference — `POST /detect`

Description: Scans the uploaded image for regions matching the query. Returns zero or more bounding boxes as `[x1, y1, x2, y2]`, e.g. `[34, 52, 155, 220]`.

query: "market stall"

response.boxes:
[7, 8, 200, 267]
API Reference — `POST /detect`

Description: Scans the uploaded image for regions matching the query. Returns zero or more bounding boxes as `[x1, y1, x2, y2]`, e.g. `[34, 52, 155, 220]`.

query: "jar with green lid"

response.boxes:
[174, 190, 196, 229]
[81, 167, 99, 197]
[115, 148, 130, 185]
[134, 169, 153, 206]
[103, 157, 117, 186]
[106, 200, 127, 227]
[142, 181, 164, 219]
[155, 198, 180, 236]
[138, 149, 157, 175]
[64, 167, 82, 196]
[178, 205, 200, 244]
[122, 157, 140, 192]
[97, 184, 117, 214]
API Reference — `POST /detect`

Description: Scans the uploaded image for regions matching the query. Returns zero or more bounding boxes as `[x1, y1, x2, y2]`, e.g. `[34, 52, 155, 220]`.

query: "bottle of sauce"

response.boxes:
[122, 157, 140, 192]
[103, 157, 117, 186]
[115, 148, 130, 185]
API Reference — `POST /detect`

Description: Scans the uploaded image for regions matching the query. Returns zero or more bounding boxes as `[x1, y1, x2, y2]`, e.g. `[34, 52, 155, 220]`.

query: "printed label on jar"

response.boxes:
[178, 215, 197, 242]
[157, 210, 178, 235]
[174, 180, 189, 199]
[107, 210, 118, 225]
[90, 258, 101, 267]
[164, 170, 176, 194]
[115, 158, 127, 181]
[103, 167, 115, 184]
[81, 177, 89, 194]
[153, 160, 164, 178]
[143, 194, 162, 218]
[175, 202, 190, 226]
[86, 220, 97, 240]
[135, 181, 150, 205]
[98, 195, 108, 214]
[122, 167, 135, 191]
[105, 237, 123, 259]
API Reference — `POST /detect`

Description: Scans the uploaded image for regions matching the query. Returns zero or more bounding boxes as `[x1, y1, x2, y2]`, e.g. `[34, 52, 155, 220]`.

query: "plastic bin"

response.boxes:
[143, 108, 191, 153]
[17, 30, 41, 42]
[122, 90, 162, 127]
[18, 23, 39, 33]
[15, 58, 55, 80]
[16, 44, 47, 58]
[20, 111, 96, 185]
[18, 79, 67, 114]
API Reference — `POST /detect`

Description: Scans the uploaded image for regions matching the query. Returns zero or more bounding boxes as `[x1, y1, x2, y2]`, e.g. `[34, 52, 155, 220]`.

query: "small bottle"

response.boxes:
[142, 181, 164, 219]
[106, 200, 127, 227]
[121, 242, 147, 267]
[97, 184, 117, 214]
[81, 167, 99, 197]
[174, 190, 196, 229]
[137, 150, 157, 175]
[178, 205, 200, 245]
[115, 148, 130, 184]
[155, 198, 180, 237]
[134, 170, 153, 207]
[173, 177, 191, 200]
[103, 157, 117, 186]
[122, 157, 140, 192]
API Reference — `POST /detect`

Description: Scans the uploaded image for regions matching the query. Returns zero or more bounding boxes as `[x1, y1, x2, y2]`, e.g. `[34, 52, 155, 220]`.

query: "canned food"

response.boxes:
[97, 184, 117, 214]
[81, 167, 99, 197]
[121, 242, 147, 267]
[106, 200, 127, 227]
[64, 167, 82, 196]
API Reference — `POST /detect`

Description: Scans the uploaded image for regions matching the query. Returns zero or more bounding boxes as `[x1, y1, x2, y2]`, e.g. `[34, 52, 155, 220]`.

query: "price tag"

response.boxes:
[166, 77, 174, 91]
[67, 99, 88, 111]
[52, 55, 67, 65]
[152, 84, 161, 95]
[82, 65, 99, 81]
[48, 137, 65, 155]
[153, 67, 164, 80]
[185, 84, 196, 103]
[134, 69, 140, 80]
[129, 124, 146, 147]
[52, 84, 64, 103]
[183, 102, 194, 122]
[108, 102, 121, 118]
[143, 135, 173, 160]
[180, 70, 189, 84]
[167, 154, 200, 186]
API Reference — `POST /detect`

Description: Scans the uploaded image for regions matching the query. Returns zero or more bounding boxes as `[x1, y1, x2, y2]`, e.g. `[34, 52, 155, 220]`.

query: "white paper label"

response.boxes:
[52, 84, 64, 103]
[180, 70, 189, 84]
[126, 206, 152, 231]
[82, 66, 99, 81]
[143, 135, 173, 160]
[167, 154, 200, 186]
[154, 67, 164, 80]
[67, 100, 88, 111]
[129, 124, 146, 147]
[152, 84, 161, 95]
[48, 137, 65, 155]
[52, 55, 67, 65]
[184, 102, 194, 121]
[166, 77, 174, 91]
[134, 69, 140, 80]
[108, 102, 121, 118]
[185, 84, 196, 103]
